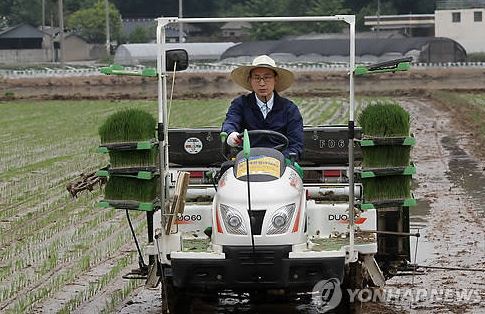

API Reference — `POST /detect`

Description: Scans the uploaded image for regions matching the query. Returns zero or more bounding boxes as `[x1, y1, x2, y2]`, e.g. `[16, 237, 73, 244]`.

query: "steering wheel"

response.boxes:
[221, 129, 289, 161]
[239, 130, 289, 152]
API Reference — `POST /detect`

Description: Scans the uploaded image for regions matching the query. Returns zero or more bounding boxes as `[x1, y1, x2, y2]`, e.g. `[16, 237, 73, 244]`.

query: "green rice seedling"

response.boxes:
[104, 176, 159, 202]
[363, 176, 412, 202]
[101, 279, 141, 314]
[99, 109, 159, 198]
[98, 109, 156, 143]
[98, 108, 158, 167]
[358, 101, 410, 137]
[361, 146, 411, 167]
[358, 101, 413, 200]
[99, 109, 158, 168]
[108, 149, 158, 168]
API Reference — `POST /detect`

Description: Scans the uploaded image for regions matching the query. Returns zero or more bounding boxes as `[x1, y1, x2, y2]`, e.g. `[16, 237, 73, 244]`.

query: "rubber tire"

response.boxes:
[336, 261, 364, 314]
[162, 280, 192, 314]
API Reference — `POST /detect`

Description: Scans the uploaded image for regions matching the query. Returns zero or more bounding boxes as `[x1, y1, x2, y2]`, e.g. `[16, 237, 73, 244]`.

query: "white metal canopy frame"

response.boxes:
[155, 15, 358, 263]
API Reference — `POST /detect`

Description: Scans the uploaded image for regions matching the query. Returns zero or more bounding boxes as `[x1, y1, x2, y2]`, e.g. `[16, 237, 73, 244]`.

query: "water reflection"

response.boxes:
[409, 199, 434, 264]
[442, 136, 485, 215]
[193, 292, 320, 313]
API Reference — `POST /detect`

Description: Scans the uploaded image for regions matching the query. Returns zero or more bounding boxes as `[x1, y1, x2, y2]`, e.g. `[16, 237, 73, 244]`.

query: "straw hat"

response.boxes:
[230, 55, 294, 92]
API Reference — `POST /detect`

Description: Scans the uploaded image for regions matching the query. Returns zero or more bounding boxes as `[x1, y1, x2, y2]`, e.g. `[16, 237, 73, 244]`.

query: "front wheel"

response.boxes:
[336, 261, 364, 314]
[161, 280, 192, 314]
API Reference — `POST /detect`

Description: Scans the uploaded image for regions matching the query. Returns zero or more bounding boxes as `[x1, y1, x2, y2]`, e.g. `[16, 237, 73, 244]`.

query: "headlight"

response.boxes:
[220, 204, 247, 235]
[228, 215, 242, 228]
[272, 214, 287, 228]
[267, 203, 296, 235]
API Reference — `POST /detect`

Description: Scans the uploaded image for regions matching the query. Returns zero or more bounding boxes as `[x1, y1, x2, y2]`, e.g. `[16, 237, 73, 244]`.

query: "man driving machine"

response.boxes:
[221, 55, 304, 160]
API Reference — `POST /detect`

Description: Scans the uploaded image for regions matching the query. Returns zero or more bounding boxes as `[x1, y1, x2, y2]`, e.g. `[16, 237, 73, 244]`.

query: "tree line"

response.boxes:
[0, 0, 437, 43]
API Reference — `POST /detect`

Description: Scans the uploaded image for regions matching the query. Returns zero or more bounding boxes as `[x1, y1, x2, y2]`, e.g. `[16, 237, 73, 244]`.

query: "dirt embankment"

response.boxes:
[1, 67, 485, 100]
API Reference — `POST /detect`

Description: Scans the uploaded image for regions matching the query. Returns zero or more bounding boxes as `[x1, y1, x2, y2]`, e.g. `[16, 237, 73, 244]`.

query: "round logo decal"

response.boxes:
[312, 278, 342, 313]
[184, 137, 203, 154]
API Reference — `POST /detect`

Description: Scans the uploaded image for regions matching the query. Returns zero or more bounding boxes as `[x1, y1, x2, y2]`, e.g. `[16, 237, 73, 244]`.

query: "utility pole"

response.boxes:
[179, 0, 183, 43]
[41, 0, 45, 30]
[376, 0, 381, 37]
[58, 0, 64, 64]
[105, 0, 111, 56]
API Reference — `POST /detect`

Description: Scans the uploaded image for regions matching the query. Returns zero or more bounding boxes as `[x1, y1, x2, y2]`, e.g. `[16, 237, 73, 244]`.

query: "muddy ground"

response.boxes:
[385, 97, 485, 313]
[3, 68, 485, 313]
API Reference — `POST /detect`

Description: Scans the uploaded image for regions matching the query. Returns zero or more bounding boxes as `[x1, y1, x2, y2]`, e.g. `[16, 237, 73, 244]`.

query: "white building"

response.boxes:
[364, 14, 435, 36]
[435, 1, 485, 53]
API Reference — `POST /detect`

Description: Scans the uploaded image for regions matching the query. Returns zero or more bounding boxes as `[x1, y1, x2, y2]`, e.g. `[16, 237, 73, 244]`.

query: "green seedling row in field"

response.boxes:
[100, 279, 142, 314]
[431, 91, 485, 140]
[56, 253, 139, 314]
[3, 216, 147, 312]
[0, 100, 152, 312]
[1, 210, 142, 307]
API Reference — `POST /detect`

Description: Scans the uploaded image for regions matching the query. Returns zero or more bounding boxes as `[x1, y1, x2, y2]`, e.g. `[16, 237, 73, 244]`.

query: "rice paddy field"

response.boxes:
[0, 92, 484, 312]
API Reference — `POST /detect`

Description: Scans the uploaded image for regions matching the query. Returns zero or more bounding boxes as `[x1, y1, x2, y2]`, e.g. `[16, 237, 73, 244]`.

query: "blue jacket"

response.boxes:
[222, 92, 304, 159]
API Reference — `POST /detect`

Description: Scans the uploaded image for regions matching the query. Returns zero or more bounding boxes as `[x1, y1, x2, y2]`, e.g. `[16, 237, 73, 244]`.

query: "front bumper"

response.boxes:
[171, 245, 345, 290]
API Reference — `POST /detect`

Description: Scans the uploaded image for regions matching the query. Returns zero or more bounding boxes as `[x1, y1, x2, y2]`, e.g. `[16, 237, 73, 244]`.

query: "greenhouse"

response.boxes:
[220, 37, 467, 64]
[113, 42, 237, 65]
[114, 37, 466, 66]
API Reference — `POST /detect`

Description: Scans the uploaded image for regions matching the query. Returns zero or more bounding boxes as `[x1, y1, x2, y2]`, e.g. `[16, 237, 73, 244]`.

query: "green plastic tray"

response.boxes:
[98, 199, 159, 212]
[360, 198, 417, 210]
[97, 139, 158, 153]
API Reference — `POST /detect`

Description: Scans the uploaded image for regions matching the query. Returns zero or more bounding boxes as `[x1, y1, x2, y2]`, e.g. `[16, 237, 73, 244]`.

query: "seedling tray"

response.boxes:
[96, 166, 159, 180]
[359, 136, 416, 147]
[97, 139, 158, 153]
[359, 198, 416, 210]
[360, 164, 416, 178]
[103, 175, 159, 202]
[98, 199, 159, 212]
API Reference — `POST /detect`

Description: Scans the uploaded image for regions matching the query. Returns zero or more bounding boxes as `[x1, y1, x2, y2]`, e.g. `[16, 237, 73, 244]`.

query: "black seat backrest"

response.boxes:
[168, 126, 362, 168]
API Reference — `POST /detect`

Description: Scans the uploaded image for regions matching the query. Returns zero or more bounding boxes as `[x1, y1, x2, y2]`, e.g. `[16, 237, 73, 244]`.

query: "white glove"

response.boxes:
[227, 132, 242, 147]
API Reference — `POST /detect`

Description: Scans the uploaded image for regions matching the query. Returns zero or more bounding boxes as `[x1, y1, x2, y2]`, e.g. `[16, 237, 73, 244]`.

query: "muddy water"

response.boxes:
[409, 134, 485, 264]
[119, 289, 322, 313]
[204, 292, 318, 314]
[441, 136, 485, 216]
[390, 98, 485, 313]
[409, 199, 434, 264]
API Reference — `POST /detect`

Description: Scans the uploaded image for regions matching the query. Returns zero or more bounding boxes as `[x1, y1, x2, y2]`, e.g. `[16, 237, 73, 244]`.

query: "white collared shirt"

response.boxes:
[255, 93, 274, 119]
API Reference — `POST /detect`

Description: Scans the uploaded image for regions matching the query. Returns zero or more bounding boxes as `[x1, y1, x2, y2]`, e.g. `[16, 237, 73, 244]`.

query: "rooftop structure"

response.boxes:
[436, 0, 485, 10]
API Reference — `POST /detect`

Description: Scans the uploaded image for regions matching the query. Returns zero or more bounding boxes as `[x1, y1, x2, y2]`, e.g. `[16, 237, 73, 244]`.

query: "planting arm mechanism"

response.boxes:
[354, 57, 412, 76]
[100, 64, 157, 77]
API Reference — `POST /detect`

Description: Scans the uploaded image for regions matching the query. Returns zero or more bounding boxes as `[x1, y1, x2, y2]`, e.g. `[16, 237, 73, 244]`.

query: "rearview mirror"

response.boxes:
[166, 49, 189, 71]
